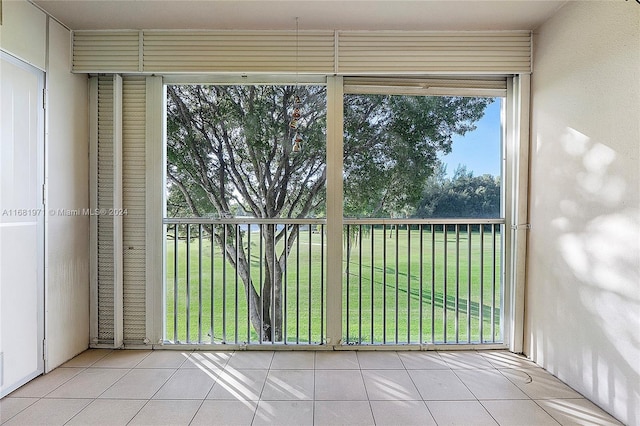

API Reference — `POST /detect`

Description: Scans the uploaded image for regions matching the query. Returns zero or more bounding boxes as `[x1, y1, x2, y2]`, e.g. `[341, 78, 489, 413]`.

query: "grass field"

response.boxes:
[165, 224, 503, 345]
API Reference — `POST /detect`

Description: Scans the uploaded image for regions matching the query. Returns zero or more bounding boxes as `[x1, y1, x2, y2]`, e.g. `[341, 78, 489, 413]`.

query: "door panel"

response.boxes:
[0, 52, 45, 397]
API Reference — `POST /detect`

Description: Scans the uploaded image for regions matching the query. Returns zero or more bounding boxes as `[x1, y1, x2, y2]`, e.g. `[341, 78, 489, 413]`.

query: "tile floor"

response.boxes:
[0, 349, 622, 426]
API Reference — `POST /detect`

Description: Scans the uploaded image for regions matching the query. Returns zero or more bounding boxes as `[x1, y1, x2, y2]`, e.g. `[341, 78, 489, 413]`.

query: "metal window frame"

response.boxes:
[144, 73, 529, 350]
[145, 76, 164, 345]
[504, 74, 530, 353]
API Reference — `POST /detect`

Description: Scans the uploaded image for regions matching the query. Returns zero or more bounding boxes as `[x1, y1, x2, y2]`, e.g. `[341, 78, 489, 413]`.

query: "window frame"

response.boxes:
[143, 73, 528, 350]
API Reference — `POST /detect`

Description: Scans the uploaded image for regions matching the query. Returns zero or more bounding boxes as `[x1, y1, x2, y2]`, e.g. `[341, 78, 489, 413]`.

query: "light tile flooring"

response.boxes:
[1, 349, 622, 426]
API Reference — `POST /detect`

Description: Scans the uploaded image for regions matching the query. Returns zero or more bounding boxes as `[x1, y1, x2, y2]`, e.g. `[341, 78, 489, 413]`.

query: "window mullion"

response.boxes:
[325, 75, 344, 345]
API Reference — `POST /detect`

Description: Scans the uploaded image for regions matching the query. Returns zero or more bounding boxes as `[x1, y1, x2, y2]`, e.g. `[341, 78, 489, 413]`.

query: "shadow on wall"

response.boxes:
[530, 122, 640, 424]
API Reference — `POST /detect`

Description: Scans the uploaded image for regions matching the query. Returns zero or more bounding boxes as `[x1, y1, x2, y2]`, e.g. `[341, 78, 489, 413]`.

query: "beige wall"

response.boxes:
[1, 0, 90, 370]
[527, 2, 640, 425]
[0, 0, 46, 70]
[45, 19, 90, 370]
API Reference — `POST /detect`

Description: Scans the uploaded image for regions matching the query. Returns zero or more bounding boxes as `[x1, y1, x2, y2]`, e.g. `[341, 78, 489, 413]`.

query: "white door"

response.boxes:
[0, 52, 45, 397]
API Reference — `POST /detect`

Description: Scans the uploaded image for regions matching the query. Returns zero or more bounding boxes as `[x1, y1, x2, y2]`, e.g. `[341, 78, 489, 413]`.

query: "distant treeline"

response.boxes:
[414, 165, 501, 219]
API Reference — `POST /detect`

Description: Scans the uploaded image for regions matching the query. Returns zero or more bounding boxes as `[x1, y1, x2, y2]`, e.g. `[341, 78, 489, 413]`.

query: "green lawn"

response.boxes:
[165, 225, 502, 345]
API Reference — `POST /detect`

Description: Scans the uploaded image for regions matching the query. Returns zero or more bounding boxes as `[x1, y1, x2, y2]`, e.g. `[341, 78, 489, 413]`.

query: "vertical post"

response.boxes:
[419, 225, 424, 343]
[493, 225, 498, 342]
[345, 226, 350, 343]
[358, 224, 363, 344]
[222, 226, 227, 342]
[113, 74, 124, 349]
[455, 224, 460, 343]
[507, 74, 530, 353]
[88, 76, 99, 345]
[443, 226, 448, 343]
[234, 224, 239, 344]
[325, 76, 343, 346]
[308, 225, 312, 344]
[259, 224, 264, 343]
[407, 226, 411, 343]
[284, 225, 289, 343]
[173, 225, 178, 342]
[395, 225, 399, 343]
[287, 226, 292, 343]
[211, 229, 215, 344]
[246, 225, 250, 343]
[145, 75, 164, 345]
[479, 224, 484, 343]
[467, 225, 472, 343]
[185, 225, 191, 343]
[383, 225, 387, 343]
[370, 226, 375, 344]
[431, 226, 435, 343]
[320, 224, 325, 344]
[198, 224, 203, 343]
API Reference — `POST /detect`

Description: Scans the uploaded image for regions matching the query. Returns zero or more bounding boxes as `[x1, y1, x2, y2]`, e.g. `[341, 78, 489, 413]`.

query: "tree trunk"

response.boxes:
[217, 225, 271, 341]
[218, 223, 287, 342]
[263, 224, 283, 341]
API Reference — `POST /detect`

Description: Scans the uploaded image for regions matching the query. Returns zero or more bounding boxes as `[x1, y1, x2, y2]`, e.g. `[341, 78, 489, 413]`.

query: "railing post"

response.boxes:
[325, 76, 344, 346]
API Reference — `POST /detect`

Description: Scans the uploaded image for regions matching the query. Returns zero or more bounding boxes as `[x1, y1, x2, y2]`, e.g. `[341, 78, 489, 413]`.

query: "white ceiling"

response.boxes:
[32, 0, 567, 31]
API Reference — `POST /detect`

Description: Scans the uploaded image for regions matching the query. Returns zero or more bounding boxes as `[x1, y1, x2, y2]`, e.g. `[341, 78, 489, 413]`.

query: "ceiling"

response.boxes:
[32, 0, 567, 32]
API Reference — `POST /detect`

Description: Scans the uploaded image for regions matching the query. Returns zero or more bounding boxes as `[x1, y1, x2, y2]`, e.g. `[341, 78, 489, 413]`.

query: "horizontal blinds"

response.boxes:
[122, 76, 147, 343]
[344, 76, 507, 97]
[74, 31, 140, 72]
[143, 31, 335, 73]
[337, 32, 531, 74]
[72, 30, 531, 74]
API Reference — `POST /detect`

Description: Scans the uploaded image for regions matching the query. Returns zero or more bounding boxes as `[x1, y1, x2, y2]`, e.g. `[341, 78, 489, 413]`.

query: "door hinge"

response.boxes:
[42, 183, 47, 206]
[42, 339, 47, 359]
[42, 88, 48, 109]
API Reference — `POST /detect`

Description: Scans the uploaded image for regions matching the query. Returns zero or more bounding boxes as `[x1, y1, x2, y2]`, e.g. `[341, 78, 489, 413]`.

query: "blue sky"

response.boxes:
[438, 99, 502, 178]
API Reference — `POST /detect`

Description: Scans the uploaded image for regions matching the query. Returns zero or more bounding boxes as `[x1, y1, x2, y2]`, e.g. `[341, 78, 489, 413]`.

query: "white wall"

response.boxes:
[0, 0, 46, 70]
[527, 2, 640, 425]
[45, 19, 90, 370]
[0, 0, 89, 371]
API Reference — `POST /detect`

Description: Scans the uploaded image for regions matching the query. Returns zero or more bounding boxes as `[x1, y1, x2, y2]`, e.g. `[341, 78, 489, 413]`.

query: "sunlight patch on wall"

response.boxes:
[560, 127, 590, 157]
[557, 210, 640, 379]
[558, 212, 639, 296]
[561, 127, 626, 206]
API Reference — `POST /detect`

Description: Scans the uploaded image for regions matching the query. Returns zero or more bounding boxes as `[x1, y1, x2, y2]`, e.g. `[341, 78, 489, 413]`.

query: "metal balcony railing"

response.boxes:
[163, 217, 504, 346]
[164, 218, 326, 345]
[343, 219, 504, 345]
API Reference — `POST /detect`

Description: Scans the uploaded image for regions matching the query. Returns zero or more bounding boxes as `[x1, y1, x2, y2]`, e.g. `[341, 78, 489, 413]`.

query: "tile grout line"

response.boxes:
[397, 351, 440, 425]
[470, 352, 574, 426]
[34, 354, 116, 426]
[526, 399, 564, 426]
[6, 357, 103, 425]
[248, 350, 273, 425]
[5, 349, 623, 426]
[129, 350, 200, 426]
[311, 351, 316, 426]
[1, 397, 41, 425]
[64, 351, 154, 425]
[439, 352, 500, 425]
[357, 352, 377, 425]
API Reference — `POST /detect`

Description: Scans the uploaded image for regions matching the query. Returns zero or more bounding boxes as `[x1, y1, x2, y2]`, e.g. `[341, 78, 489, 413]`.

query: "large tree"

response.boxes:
[166, 84, 491, 341]
[342, 94, 491, 218]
